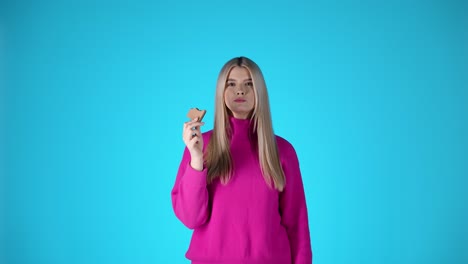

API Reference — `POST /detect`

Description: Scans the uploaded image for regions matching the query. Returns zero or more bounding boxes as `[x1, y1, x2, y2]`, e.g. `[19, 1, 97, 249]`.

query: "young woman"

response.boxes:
[171, 57, 312, 264]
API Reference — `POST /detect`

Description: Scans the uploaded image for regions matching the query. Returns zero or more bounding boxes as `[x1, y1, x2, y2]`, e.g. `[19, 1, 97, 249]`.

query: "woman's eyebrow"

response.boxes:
[227, 78, 252, 81]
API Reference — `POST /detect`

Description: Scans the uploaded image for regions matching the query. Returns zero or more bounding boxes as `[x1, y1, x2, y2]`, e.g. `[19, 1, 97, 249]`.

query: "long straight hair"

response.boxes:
[205, 57, 286, 191]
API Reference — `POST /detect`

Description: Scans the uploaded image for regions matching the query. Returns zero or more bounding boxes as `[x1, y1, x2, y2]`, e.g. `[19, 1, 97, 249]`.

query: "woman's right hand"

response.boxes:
[182, 118, 205, 170]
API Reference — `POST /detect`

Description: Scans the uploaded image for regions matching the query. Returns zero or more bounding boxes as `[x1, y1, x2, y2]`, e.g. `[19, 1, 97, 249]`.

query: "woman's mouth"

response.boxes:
[234, 99, 246, 103]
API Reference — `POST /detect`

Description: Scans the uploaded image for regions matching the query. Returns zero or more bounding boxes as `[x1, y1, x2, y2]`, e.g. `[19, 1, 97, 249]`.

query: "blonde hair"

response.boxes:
[205, 57, 286, 191]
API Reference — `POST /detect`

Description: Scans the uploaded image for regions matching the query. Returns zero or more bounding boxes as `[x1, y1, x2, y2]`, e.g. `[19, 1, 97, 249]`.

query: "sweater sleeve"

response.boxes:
[279, 143, 313, 264]
[171, 147, 210, 229]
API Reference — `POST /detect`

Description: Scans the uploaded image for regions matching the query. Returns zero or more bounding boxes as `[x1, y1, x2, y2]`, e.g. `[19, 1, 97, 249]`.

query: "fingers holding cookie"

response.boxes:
[183, 118, 204, 133]
[182, 118, 205, 156]
[186, 130, 203, 150]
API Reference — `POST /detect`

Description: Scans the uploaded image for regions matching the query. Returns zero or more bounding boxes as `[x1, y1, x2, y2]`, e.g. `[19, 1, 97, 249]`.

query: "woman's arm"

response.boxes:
[279, 142, 313, 264]
[171, 147, 209, 229]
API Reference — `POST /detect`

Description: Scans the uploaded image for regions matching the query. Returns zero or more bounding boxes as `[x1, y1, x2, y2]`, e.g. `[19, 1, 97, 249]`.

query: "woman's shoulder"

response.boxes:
[201, 130, 214, 141]
[275, 135, 297, 156]
[275, 135, 301, 170]
[200, 130, 213, 152]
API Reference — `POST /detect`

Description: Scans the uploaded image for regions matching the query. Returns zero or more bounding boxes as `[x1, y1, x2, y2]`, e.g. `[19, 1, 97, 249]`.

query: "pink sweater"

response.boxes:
[171, 117, 312, 264]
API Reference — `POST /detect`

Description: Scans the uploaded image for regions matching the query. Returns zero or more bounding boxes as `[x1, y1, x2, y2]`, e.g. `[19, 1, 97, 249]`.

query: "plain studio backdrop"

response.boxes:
[1, 0, 467, 263]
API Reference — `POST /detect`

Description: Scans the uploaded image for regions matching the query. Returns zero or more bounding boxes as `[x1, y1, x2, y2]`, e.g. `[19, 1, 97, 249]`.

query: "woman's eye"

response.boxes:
[246, 82, 253, 87]
[227, 82, 235, 87]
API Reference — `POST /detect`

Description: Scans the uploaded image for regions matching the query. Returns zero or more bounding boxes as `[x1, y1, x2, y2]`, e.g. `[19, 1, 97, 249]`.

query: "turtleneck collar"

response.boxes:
[228, 116, 255, 139]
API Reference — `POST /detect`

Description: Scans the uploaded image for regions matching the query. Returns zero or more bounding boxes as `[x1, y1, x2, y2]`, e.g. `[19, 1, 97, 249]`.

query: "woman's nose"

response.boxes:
[236, 90, 245, 95]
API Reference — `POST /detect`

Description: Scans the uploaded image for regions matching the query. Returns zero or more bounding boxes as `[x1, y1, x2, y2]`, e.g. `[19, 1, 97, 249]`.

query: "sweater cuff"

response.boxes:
[182, 161, 207, 187]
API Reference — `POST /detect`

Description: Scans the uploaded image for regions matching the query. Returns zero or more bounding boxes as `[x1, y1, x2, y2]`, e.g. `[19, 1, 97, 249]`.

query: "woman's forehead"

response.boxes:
[228, 66, 251, 80]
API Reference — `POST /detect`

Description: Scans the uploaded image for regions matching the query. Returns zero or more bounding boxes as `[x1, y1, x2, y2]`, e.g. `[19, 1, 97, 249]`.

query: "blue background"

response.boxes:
[2, 0, 467, 263]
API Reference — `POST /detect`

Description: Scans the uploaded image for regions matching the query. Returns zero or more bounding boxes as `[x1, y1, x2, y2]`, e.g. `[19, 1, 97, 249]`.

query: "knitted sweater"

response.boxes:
[171, 117, 312, 264]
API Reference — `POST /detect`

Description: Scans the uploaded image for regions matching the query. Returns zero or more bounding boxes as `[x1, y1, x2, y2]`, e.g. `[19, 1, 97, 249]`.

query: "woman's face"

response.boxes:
[224, 66, 255, 119]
